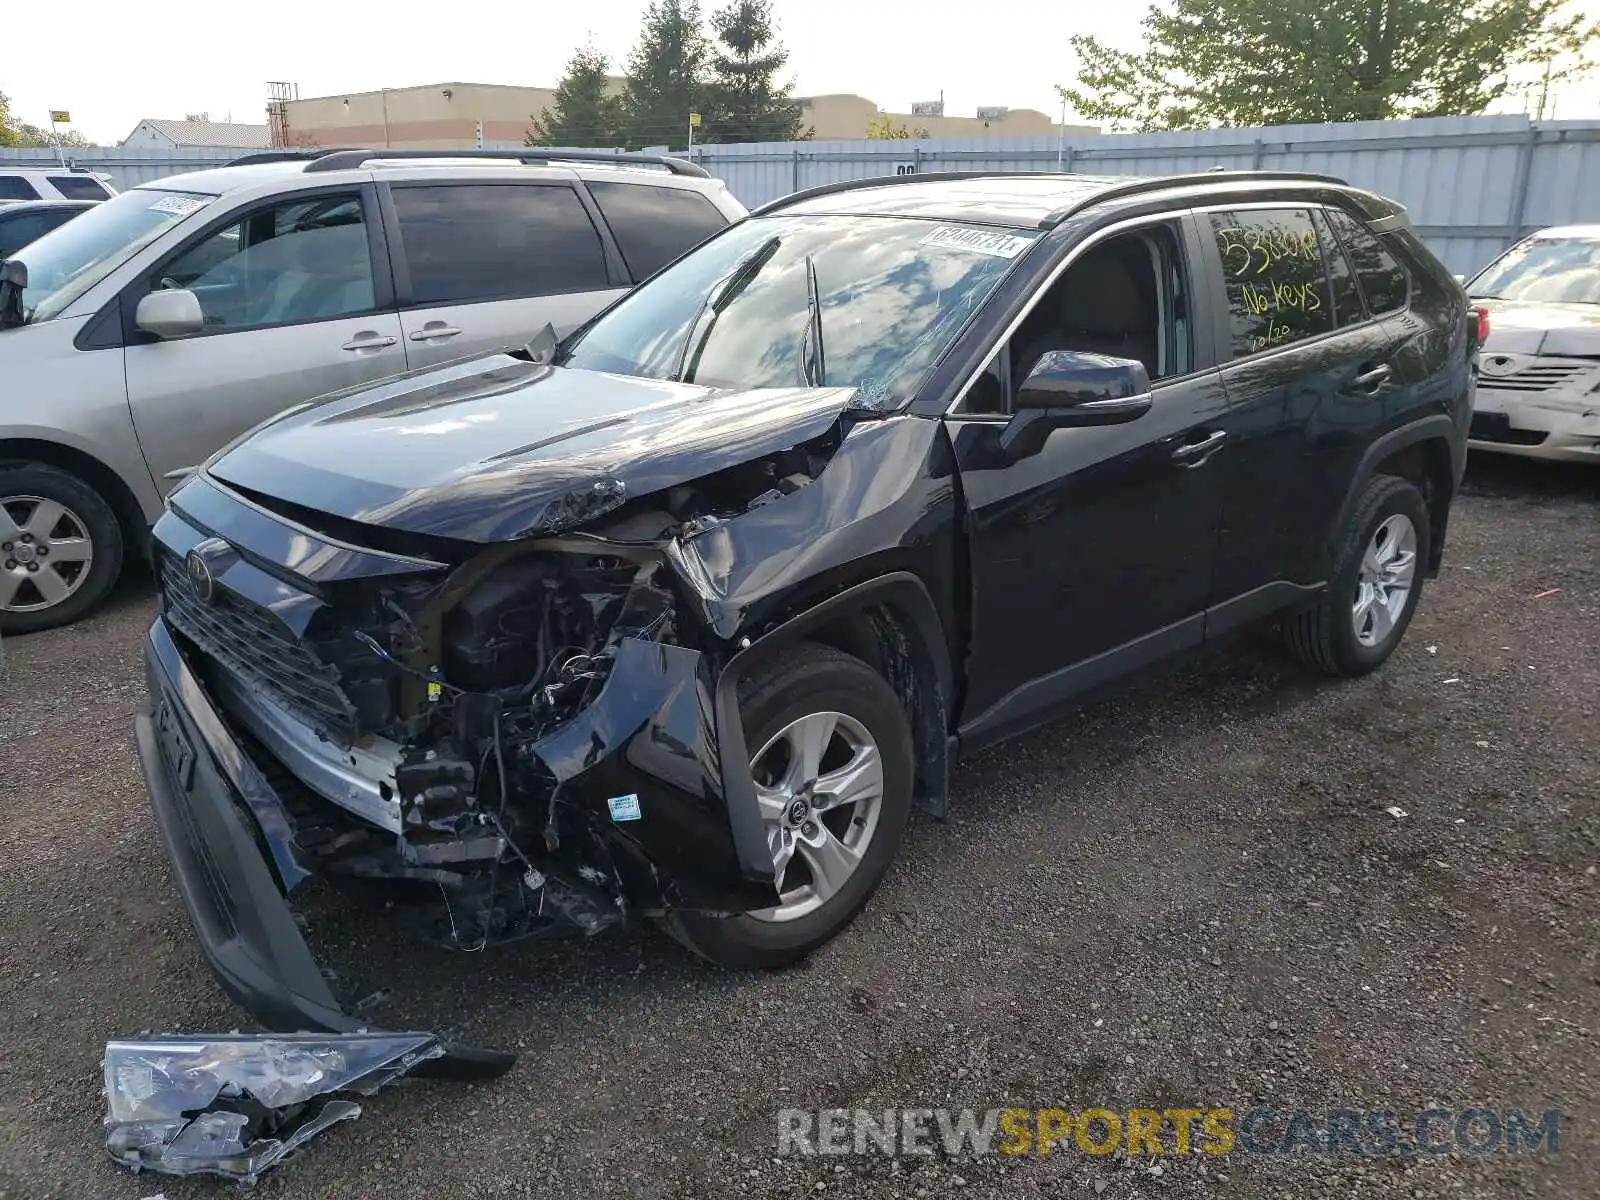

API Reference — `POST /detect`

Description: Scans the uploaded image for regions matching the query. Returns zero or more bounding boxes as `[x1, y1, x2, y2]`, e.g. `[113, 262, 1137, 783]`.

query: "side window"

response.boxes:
[392, 184, 609, 305]
[1208, 208, 1334, 357]
[0, 176, 41, 200]
[0, 213, 55, 258]
[1313, 210, 1366, 327]
[1323, 208, 1409, 315]
[154, 192, 375, 331]
[47, 175, 110, 200]
[587, 181, 730, 281]
[956, 223, 1191, 415]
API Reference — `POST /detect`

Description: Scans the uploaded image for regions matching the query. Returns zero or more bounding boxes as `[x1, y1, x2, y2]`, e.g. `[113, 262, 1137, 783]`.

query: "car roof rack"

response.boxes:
[238, 147, 712, 178]
[228, 149, 361, 166]
[752, 168, 1349, 227]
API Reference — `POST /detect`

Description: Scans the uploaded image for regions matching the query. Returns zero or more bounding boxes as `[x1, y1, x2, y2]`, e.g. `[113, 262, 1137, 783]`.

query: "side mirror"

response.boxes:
[999, 350, 1153, 462]
[0, 258, 25, 329]
[135, 288, 205, 340]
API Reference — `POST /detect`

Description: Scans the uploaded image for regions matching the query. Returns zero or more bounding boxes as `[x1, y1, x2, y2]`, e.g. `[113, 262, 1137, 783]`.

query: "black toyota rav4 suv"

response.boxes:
[135, 170, 1475, 1063]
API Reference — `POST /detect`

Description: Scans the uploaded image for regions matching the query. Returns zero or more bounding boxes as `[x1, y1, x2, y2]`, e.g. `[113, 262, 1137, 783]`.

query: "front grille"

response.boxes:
[1478, 360, 1595, 393]
[160, 553, 358, 743]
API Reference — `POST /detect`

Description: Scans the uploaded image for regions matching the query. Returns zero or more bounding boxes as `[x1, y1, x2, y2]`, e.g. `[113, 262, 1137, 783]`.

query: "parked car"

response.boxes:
[1463, 224, 1600, 463]
[0, 166, 116, 201]
[0, 198, 98, 259]
[0, 148, 745, 632]
[130, 168, 1475, 1062]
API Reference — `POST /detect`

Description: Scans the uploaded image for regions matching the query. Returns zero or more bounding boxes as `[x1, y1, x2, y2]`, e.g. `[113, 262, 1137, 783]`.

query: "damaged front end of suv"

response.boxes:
[133, 346, 958, 1077]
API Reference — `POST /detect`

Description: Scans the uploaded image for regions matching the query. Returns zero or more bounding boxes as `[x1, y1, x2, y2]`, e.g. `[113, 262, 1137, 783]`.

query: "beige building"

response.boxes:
[279, 81, 1096, 149]
[279, 82, 623, 149]
[797, 93, 1098, 141]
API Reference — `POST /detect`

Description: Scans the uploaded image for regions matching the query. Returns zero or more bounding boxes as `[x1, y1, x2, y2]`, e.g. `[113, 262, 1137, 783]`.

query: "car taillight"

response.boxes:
[1474, 306, 1490, 343]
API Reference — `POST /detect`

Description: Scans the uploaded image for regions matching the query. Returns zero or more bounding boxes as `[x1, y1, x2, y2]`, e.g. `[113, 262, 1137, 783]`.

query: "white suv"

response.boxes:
[0, 148, 746, 631]
[0, 166, 117, 202]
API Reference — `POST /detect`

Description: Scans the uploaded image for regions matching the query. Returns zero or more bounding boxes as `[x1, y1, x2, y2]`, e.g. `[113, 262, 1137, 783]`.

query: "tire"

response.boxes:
[1284, 474, 1430, 677]
[0, 462, 124, 635]
[665, 641, 915, 969]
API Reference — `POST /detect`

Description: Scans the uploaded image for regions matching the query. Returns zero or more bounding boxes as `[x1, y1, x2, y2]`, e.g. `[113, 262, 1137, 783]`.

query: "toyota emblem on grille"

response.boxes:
[184, 539, 231, 604]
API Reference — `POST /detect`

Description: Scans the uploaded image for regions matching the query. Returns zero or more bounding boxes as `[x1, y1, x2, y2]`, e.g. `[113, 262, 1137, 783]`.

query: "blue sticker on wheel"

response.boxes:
[607, 793, 642, 822]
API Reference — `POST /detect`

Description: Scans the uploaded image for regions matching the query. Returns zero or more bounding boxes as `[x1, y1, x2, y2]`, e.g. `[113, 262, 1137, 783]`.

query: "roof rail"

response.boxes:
[752, 168, 1350, 226]
[227, 149, 355, 167]
[295, 148, 710, 178]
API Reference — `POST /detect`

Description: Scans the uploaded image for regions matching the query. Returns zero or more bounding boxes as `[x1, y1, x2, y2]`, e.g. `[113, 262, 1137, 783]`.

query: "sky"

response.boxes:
[3, 0, 1597, 145]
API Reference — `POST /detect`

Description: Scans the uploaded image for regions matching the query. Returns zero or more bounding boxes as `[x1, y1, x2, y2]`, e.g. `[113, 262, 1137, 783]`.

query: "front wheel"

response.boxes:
[0, 463, 124, 635]
[665, 641, 914, 969]
[1284, 474, 1430, 677]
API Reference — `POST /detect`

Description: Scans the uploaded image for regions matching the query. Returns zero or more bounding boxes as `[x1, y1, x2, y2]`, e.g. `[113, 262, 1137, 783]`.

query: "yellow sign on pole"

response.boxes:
[49, 110, 71, 124]
[688, 112, 703, 128]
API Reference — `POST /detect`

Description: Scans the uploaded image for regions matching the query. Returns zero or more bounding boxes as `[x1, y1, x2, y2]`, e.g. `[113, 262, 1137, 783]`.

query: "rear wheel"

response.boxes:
[665, 642, 914, 969]
[0, 463, 124, 634]
[1284, 474, 1429, 677]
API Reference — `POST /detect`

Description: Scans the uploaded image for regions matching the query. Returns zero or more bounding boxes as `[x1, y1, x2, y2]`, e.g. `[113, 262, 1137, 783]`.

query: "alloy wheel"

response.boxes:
[1351, 513, 1417, 648]
[749, 710, 885, 923]
[0, 495, 96, 614]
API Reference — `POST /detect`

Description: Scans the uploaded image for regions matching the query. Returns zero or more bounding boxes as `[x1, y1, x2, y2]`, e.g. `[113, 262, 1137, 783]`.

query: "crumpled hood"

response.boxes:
[1478, 299, 1600, 357]
[208, 354, 858, 543]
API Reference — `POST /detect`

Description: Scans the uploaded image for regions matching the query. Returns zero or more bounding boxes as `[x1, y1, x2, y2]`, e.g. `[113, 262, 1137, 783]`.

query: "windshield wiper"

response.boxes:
[676, 236, 781, 384]
[797, 253, 825, 387]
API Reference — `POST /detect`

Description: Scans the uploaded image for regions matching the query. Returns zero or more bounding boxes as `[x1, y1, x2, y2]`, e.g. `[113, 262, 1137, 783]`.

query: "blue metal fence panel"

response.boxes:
[0, 146, 237, 190]
[683, 115, 1600, 274]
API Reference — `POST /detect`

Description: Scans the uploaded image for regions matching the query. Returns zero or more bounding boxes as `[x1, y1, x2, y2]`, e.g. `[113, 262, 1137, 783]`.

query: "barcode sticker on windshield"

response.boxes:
[920, 226, 1032, 259]
[146, 195, 208, 217]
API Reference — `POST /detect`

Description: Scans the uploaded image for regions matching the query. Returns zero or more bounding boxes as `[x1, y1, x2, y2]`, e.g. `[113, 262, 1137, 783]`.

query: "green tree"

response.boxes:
[527, 44, 625, 147]
[701, 0, 803, 143]
[1060, 0, 1599, 131]
[622, 0, 710, 147]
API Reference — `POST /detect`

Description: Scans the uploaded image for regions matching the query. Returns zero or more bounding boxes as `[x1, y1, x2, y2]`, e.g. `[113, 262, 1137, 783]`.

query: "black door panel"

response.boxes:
[949, 368, 1230, 743]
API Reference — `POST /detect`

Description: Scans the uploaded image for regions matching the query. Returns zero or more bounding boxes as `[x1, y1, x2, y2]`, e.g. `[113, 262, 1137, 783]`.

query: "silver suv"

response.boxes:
[0, 148, 745, 632]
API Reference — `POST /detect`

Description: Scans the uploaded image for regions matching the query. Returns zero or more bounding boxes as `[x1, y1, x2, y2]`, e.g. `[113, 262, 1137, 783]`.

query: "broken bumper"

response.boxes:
[134, 617, 511, 1079]
[1470, 382, 1600, 463]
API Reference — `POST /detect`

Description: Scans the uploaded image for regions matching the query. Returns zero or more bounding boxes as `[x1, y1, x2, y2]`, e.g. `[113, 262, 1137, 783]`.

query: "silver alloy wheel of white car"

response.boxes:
[0, 494, 96, 613]
[1351, 512, 1417, 648]
[748, 710, 886, 923]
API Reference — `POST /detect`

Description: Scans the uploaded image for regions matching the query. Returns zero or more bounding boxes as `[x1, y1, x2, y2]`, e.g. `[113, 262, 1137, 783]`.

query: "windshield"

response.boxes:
[12, 187, 214, 323]
[561, 214, 1038, 408]
[1469, 235, 1600, 305]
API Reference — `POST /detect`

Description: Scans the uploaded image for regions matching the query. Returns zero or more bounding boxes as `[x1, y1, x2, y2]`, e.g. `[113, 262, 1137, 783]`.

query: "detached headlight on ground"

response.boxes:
[104, 1032, 445, 1182]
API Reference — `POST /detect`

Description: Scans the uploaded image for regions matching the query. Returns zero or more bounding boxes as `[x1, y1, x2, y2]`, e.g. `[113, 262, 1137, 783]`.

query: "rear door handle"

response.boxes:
[1172, 429, 1227, 467]
[1349, 363, 1393, 392]
[409, 323, 463, 342]
[341, 333, 397, 351]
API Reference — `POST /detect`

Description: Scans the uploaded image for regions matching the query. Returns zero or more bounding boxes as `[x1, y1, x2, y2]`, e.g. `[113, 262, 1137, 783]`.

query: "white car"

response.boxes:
[0, 148, 745, 632]
[1465, 225, 1600, 464]
[0, 166, 117, 202]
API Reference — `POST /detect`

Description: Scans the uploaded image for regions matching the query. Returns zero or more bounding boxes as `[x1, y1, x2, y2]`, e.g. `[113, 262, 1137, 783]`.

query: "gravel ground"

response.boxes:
[0, 454, 1595, 1200]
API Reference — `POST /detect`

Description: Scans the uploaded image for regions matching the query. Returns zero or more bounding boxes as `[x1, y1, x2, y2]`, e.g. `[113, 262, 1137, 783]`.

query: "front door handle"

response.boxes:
[1349, 363, 1393, 393]
[409, 323, 463, 342]
[341, 332, 398, 352]
[1172, 429, 1227, 467]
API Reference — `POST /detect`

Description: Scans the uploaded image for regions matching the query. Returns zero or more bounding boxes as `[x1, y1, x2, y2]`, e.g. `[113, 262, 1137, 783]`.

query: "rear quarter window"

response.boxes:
[0, 176, 42, 200]
[48, 175, 111, 200]
[587, 181, 730, 281]
[1324, 208, 1409, 315]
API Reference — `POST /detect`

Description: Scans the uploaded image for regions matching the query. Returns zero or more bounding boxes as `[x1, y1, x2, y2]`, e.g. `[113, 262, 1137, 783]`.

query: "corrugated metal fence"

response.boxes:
[7, 115, 1600, 273]
[681, 114, 1600, 274]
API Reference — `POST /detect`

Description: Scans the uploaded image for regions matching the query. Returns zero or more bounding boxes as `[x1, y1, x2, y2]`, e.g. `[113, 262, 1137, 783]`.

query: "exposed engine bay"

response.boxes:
[174, 430, 842, 954]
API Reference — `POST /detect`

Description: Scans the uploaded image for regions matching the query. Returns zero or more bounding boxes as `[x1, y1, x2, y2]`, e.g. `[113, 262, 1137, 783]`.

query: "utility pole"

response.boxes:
[1534, 56, 1554, 121]
[1058, 94, 1067, 169]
